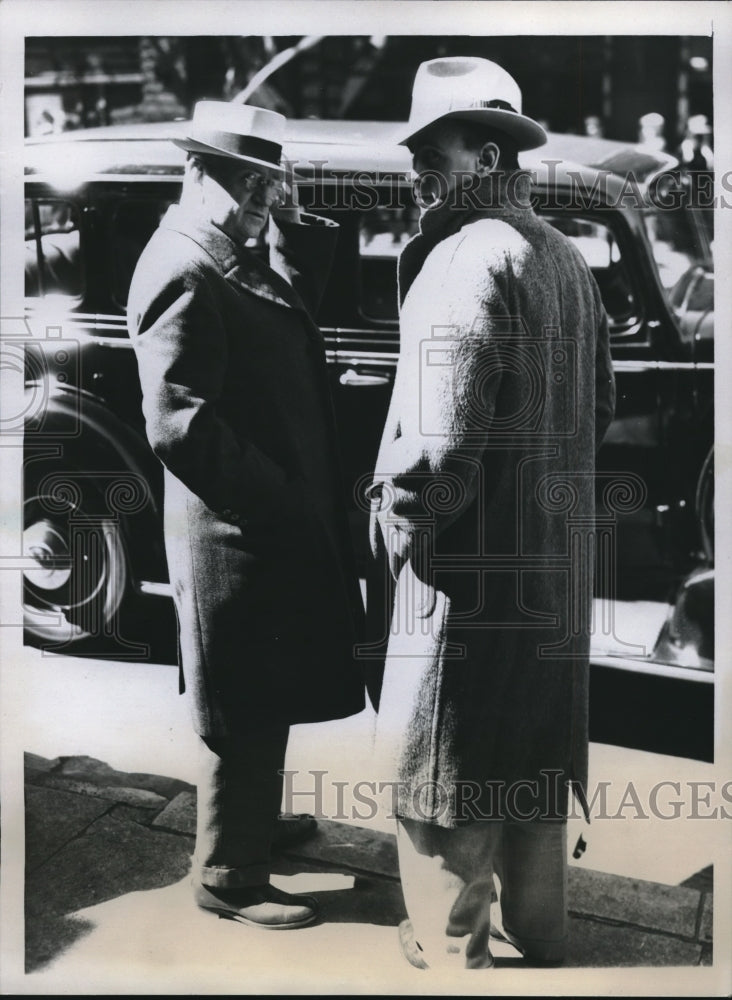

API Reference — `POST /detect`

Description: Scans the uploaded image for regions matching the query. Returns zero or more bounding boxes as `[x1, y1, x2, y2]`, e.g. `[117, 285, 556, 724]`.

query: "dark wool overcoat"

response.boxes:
[128, 205, 365, 736]
[366, 178, 616, 826]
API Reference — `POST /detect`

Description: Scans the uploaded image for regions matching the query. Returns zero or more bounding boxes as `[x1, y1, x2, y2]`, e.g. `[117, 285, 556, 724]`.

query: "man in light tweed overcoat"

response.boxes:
[367, 57, 616, 969]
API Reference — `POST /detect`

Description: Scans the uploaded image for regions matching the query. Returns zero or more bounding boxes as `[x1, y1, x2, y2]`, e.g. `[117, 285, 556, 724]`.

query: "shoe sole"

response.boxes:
[198, 903, 318, 930]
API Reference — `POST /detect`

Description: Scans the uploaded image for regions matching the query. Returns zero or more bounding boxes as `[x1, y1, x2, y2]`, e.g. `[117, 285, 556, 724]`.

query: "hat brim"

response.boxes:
[399, 109, 547, 152]
[172, 135, 289, 175]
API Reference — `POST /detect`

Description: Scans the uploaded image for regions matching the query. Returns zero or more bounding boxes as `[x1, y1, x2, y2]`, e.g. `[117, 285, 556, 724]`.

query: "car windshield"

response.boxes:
[642, 194, 713, 341]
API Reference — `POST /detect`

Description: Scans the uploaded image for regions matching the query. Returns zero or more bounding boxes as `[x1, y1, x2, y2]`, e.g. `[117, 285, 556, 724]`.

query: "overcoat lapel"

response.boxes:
[159, 204, 309, 314]
[159, 205, 332, 381]
[227, 257, 310, 314]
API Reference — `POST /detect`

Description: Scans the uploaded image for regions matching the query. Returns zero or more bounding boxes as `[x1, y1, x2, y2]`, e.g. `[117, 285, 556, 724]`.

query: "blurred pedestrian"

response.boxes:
[583, 114, 604, 138]
[677, 113, 714, 242]
[366, 56, 615, 970]
[637, 111, 666, 153]
[128, 101, 365, 930]
[679, 114, 714, 171]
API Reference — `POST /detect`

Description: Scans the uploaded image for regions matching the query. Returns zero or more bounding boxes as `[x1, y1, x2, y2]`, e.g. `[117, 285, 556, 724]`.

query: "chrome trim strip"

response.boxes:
[337, 355, 396, 367]
[24, 309, 99, 321]
[87, 337, 133, 349]
[323, 327, 398, 336]
[332, 353, 714, 372]
[24, 310, 127, 334]
[590, 653, 713, 682]
[23, 315, 714, 372]
[28, 173, 184, 186]
[138, 580, 173, 598]
[336, 340, 399, 349]
[613, 359, 715, 372]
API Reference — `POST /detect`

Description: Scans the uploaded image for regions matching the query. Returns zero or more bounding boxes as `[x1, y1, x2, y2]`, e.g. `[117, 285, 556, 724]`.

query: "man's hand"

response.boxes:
[367, 479, 411, 580]
[369, 507, 381, 561]
[379, 516, 436, 617]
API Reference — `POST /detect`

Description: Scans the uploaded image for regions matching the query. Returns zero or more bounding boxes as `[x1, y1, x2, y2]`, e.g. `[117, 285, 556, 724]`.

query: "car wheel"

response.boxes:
[23, 471, 128, 647]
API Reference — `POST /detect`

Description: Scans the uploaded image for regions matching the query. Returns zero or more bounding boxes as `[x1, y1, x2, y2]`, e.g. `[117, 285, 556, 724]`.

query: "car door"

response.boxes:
[317, 181, 707, 601]
[311, 186, 408, 566]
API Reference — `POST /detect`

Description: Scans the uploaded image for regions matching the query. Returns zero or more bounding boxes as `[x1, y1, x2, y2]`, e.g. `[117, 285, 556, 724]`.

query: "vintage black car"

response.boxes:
[22, 119, 714, 759]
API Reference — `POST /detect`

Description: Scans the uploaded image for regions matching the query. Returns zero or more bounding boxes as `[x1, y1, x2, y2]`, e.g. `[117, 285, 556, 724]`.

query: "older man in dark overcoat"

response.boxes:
[367, 59, 616, 968]
[128, 101, 364, 929]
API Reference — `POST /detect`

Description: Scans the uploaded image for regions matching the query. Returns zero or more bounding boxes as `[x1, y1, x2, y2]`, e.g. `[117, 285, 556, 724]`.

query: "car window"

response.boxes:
[643, 196, 714, 345]
[25, 199, 82, 299]
[357, 207, 637, 331]
[686, 270, 713, 313]
[542, 215, 638, 333]
[110, 198, 175, 309]
[358, 206, 420, 322]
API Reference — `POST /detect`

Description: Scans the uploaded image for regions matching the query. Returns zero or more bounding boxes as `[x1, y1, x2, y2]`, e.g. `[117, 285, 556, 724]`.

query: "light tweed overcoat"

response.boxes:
[367, 177, 616, 826]
[128, 205, 365, 736]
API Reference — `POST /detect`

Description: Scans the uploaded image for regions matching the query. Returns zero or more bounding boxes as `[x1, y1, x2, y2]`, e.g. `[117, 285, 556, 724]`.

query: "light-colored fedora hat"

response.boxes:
[399, 56, 547, 151]
[173, 100, 287, 174]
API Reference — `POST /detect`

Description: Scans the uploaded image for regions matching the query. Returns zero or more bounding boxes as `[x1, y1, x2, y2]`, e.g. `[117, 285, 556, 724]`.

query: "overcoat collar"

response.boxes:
[398, 170, 534, 306]
[159, 204, 306, 312]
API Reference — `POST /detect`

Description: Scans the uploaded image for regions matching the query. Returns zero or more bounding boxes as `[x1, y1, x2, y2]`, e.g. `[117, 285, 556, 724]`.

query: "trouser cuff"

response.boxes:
[196, 860, 271, 889]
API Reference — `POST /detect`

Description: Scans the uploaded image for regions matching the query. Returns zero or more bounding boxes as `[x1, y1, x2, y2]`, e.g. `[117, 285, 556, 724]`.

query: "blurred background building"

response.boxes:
[25, 34, 713, 156]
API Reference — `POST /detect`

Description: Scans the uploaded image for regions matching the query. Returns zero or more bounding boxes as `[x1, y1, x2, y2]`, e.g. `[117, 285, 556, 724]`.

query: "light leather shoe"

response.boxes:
[194, 881, 318, 929]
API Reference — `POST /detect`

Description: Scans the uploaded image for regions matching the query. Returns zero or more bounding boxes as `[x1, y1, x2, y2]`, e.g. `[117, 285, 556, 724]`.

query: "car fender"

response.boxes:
[652, 568, 714, 672]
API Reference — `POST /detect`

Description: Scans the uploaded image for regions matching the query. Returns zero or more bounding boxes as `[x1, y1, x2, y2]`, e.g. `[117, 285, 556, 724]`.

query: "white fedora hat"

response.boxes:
[173, 100, 287, 174]
[399, 56, 547, 151]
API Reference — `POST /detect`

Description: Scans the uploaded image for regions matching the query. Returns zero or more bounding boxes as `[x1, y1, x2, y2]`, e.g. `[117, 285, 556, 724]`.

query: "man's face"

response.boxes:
[201, 157, 285, 241]
[409, 120, 482, 212]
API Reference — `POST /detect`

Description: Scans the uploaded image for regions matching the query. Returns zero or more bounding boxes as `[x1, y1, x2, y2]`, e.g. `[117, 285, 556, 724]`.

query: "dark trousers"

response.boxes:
[192, 724, 290, 888]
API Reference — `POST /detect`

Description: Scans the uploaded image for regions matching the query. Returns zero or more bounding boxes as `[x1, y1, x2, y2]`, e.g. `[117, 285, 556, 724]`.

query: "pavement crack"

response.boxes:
[25, 803, 117, 876]
[692, 890, 706, 942]
[568, 909, 706, 946]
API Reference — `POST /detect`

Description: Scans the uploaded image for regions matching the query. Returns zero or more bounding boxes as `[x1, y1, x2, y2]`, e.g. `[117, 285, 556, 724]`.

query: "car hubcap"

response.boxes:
[22, 488, 127, 643]
[24, 519, 73, 591]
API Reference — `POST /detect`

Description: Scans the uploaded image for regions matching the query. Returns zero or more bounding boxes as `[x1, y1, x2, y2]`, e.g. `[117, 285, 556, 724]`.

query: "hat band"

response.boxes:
[190, 128, 283, 165]
[474, 99, 519, 114]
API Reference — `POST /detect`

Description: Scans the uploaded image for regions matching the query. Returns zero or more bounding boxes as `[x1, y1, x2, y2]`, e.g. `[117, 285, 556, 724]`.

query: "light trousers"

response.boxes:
[397, 817, 568, 970]
[192, 724, 290, 888]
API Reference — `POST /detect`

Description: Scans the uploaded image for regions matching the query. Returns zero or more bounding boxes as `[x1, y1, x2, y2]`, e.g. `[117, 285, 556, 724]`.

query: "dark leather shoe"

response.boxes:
[194, 881, 318, 930]
[272, 813, 318, 851]
[398, 919, 428, 969]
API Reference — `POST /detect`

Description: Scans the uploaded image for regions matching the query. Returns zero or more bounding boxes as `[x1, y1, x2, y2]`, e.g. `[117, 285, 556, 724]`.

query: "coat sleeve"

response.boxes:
[592, 279, 616, 452]
[269, 213, 339, 318]
[130, 259, 302, 525]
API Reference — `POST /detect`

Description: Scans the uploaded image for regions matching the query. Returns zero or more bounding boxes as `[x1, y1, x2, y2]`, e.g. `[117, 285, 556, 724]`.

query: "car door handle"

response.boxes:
[339, 368, 391, 387]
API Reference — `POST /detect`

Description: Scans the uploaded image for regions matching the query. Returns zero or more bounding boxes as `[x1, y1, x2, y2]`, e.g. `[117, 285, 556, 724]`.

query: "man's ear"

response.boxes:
[185, 155, 205, 184]
[477, 141, 500, 175]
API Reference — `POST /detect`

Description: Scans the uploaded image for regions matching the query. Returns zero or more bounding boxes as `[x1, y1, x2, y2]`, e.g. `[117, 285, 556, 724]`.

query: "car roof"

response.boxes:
[25, 118, 677, 195]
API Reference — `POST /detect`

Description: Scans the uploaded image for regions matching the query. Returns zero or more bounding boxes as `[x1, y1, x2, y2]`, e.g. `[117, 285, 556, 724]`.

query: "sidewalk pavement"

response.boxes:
[22, 751, 713, 990]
